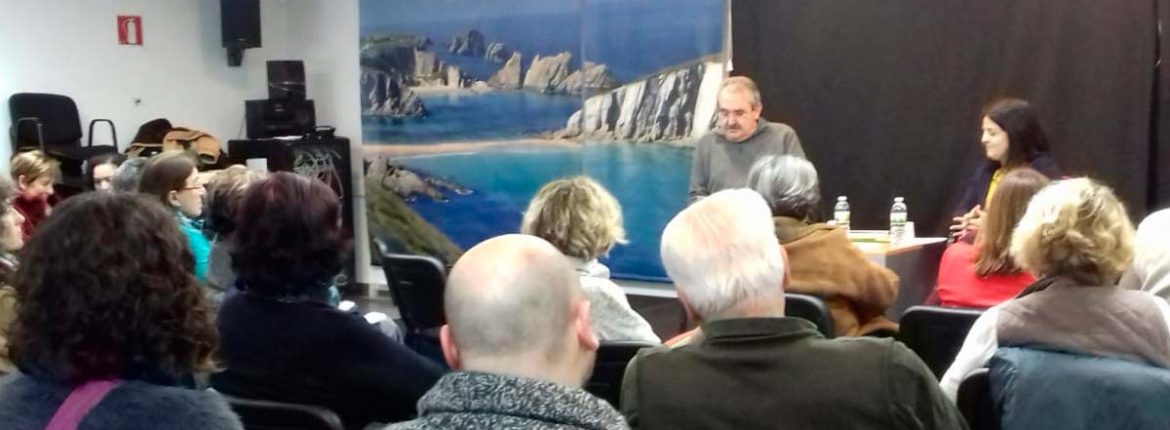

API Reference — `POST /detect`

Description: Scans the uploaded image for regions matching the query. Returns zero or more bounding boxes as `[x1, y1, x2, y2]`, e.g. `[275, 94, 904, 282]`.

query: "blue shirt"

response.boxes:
[179, 214, 211, 282]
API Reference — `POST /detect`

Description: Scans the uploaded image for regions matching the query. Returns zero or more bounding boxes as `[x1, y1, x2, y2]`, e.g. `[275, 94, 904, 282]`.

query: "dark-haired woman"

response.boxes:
[0, 192, 242, 429]
[85, 153, 126, 192]
[951, 99, 1061, 239]
[212, 172, 443, 429]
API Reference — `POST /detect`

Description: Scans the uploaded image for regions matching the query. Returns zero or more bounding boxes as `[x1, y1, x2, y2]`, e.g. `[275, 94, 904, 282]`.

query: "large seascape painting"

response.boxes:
[360, 0, 726, 280]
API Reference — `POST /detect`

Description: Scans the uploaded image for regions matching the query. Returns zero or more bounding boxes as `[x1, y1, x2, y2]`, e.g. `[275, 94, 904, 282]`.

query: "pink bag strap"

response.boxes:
[45, 379, 122, 430]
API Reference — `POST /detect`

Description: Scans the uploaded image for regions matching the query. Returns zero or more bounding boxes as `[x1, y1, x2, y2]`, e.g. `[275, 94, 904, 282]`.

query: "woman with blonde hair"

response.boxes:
[9, 150, 59, 239]
[521, 176, 659, 343]
[937, 168, 1050, 307]
[940, 178, 1170, 400]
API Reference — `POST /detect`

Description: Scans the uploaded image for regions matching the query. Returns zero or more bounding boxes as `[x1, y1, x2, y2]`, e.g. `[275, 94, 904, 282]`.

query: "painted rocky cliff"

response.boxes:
[360, 33, 473, 116]
[560, 59, 724, 142]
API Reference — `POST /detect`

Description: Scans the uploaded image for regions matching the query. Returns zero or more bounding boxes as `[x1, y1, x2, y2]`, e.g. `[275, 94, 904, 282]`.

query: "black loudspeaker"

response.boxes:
[267, 60, 306, 100]
[221, 0, 261, 66]
[245, 99, 316, 139]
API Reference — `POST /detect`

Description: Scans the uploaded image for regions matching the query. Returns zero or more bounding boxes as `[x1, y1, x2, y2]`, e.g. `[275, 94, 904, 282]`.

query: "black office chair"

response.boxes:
[897, 305, 983, 378]
[225, 396, 344, 430]
[585, 341, 659, 407]
[785, 293, 835, 338]
[8, 93, 119, 185]
[956, 368, 999, 430]
[379, 250, 447, 336]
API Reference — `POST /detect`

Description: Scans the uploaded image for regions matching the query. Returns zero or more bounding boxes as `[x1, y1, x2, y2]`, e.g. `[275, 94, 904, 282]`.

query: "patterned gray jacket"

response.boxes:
[386, 371, 629, 430]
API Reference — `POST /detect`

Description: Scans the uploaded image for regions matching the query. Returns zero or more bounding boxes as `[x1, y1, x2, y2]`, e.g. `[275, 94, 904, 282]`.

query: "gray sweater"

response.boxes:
[689, 121, 804, 201]
[572, 258, 660, 344]
[0, 374, 243, 430]
[386, 371, 629, 430]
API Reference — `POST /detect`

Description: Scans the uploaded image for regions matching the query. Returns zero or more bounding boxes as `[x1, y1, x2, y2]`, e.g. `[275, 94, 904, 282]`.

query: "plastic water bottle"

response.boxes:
[890, 197, 908, 244]
[833, 196, 851, 232]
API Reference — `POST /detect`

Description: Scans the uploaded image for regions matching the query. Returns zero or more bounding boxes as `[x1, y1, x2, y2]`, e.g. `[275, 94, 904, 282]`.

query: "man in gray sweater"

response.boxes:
[689, 76, 804, 202]
[387, 234, 628, 430]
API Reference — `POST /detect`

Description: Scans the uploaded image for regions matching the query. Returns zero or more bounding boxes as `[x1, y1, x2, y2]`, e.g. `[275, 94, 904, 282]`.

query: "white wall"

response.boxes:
[0, 0, 373, 283]
[0, 0, 284, 155]
[281, 0, 373, 285]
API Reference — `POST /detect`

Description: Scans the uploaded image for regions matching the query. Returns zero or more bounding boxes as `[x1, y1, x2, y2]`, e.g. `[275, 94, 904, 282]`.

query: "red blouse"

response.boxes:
[936, 241, 1035, 308]
[13, 194, 51, 240]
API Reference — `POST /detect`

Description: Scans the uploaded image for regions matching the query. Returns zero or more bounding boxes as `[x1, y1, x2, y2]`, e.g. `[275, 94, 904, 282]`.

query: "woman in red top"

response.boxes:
[9, 151, 59, 240]
[937, 168, 1049, 308]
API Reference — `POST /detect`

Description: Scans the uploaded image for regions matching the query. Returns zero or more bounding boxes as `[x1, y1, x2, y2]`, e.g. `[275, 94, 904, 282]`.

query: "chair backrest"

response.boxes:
[957, 368, 999, 430]
[8, 93, 82, 149]
[897, 305, 983, 377]
[225, 396, 344, 430]
[380, 251, 447, 334]
[584, 341, 659, 407]
[785, 293, 835, 338]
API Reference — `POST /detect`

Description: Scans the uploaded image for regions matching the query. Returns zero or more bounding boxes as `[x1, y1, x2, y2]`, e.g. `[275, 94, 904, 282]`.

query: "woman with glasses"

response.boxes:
[139, 151, 211, 283]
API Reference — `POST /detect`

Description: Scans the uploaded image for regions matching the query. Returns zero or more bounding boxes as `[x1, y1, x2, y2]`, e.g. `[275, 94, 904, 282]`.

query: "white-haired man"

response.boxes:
[621, 189, 965, 429]
[689, 76, 805, 202]
[387, 234, 629, 430]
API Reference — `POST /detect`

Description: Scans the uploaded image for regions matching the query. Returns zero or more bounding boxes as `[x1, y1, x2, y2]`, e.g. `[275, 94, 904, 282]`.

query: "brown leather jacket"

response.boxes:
[774, 216, 900, 336]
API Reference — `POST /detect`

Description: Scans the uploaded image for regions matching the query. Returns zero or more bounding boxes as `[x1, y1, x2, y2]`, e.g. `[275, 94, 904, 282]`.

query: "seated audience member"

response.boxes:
[0, 192, 242, 429]
[213, 172, 443, 429]
[937, 168, 1050, 308]
[9, 150, 59, 240]
[138, 151, 211, 282]
[623, 189, 964, 429]
[1120, 209, 1170, 300]
[203, 165, 265, 293]
[110, 157, 149, 193]
[0, 178, 25, 374]
[387, 234, 627, 430]
[744, 155, 899, 336]
[940, 178, 1170, 400]
[84, 153, 126, 191]
[521, 177, 659, 343]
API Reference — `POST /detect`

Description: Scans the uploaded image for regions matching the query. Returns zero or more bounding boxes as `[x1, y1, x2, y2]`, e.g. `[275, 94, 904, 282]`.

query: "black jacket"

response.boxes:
[212, 292, 445, 429]
[955, 153, 1060, 216]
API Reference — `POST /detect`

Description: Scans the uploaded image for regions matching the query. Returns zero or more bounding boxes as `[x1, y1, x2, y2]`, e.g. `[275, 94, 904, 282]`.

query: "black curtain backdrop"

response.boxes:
[732, 0, 1158, 234]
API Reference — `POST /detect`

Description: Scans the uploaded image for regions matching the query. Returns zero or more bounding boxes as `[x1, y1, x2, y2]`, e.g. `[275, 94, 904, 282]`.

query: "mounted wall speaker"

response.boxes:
[221, 0, 261, 67]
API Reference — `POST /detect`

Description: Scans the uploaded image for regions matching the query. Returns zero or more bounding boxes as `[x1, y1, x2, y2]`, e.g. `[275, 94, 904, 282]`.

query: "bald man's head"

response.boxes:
[444, 234, 587, 367]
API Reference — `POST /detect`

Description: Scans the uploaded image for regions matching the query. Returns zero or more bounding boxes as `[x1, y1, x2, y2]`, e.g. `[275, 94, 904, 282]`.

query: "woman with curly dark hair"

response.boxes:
[0, 192, 242, 429]
[212, 172, 443, 429]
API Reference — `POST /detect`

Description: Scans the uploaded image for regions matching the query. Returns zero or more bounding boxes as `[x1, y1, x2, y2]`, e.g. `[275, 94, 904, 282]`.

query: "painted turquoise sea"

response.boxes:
[396, 142, 692, 281]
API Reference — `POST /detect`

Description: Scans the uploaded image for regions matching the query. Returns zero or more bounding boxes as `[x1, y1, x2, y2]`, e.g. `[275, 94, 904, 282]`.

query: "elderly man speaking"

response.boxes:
[688, 76, 805, 202]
